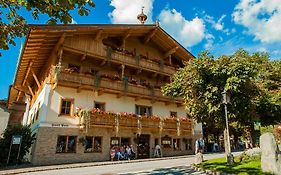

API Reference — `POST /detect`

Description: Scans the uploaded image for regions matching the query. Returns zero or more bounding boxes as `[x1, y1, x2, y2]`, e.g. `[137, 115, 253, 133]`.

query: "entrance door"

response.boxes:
[137, 134, 150, 159]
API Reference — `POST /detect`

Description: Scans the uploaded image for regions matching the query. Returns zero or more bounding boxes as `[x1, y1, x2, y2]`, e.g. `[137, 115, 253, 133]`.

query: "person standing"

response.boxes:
[154, 144, 162, 157]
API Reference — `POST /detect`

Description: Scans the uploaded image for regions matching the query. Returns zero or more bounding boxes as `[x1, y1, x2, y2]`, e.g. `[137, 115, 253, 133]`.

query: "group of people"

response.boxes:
[110, 145, 135, 161]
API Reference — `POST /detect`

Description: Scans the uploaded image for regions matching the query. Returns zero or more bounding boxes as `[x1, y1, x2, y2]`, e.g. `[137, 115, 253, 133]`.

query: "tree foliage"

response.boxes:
[162, 49, 281, 128]
[0, 0, 95, 55]
[0, 124, 35, 165]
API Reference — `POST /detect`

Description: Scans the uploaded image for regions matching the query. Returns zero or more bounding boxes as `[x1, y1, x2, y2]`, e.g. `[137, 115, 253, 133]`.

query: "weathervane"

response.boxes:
[137, 6, 147, 24]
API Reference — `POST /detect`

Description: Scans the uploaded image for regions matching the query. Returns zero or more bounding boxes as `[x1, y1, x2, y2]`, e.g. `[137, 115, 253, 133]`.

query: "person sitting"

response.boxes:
[110, 146, 116, 161]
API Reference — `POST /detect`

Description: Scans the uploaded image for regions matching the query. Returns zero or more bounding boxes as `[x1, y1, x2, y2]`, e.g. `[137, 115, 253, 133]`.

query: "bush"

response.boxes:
[0, 124, 35, 165]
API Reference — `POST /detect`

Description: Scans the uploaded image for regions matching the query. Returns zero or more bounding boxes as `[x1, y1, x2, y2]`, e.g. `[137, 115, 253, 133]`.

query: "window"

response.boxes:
[60, 99, 73, 115]
[68, 64, 80, 73]
[170, 111, 177, 117]
[121, 137, 130, 146]
[84, 136, 102, 153]
[184, 138, 192, 150]
[56, 136, 77, 153]
[85, 136, 93, 152]
[173, 139, 181, 150]
[58, 136, 77, 153]
[94, 101, 105, 111]
[93, 137, 102, 152]
[135, 105, 152, 116]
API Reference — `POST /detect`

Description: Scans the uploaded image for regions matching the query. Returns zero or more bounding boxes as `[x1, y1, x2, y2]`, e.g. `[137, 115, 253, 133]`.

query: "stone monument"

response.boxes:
[260, 132, 281, 175]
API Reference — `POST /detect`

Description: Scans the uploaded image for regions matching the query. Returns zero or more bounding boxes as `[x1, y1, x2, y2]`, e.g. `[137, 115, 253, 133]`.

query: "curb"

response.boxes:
[0, 155, 194, 175]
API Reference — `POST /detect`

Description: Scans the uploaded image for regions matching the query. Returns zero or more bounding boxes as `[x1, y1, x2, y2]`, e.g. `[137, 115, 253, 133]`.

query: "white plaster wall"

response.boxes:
[27, 84, 51, 127]
[46, 86, 188, 125]
[0, 107, 9, 136]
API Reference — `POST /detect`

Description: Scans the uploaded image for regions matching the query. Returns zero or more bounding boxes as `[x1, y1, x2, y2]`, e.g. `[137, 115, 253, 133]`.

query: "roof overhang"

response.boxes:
[8, 24, 195, 107]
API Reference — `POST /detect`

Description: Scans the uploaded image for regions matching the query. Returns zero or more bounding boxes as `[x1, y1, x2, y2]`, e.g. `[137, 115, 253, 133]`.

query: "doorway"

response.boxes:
[137, 134, 150, 159]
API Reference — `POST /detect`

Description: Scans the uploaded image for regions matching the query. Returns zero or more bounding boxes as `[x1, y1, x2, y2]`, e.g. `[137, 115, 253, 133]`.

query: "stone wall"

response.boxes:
[31, 126, 197, 165]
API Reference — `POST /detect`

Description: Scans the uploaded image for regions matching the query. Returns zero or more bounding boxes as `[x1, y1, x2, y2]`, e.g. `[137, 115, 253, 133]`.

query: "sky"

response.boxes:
[1, 0, 281, 99]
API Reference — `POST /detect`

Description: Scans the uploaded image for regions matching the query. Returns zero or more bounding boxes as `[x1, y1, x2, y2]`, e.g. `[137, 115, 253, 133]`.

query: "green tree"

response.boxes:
[162, 49, 281, 128]
[0, 0, 95, 56]
[0, 124, 35, 165]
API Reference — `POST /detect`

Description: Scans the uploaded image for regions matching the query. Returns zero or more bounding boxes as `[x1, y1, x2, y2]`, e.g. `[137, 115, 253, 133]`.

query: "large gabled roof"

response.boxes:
[8, 24, 195, 107]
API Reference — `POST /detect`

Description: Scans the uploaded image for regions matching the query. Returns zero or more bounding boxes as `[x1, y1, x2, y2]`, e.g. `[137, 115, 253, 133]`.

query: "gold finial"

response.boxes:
[137, 6, 147, 24]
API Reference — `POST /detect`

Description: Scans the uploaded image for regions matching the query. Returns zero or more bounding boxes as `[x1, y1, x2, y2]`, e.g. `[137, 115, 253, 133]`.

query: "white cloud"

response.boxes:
[109, 0, 154, 24]
[159, 8, 205, 47]
[205, 14, 226, 31]
[233, 0, 281, 43]
[204, 33, 215, 50]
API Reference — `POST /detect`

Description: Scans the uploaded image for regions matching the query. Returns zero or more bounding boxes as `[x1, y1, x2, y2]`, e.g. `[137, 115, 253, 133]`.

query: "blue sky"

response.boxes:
[1, 0, 281, 99]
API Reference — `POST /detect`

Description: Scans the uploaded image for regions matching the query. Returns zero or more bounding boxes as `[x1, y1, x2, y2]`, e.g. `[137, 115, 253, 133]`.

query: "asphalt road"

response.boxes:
[20, 152, 241, 175]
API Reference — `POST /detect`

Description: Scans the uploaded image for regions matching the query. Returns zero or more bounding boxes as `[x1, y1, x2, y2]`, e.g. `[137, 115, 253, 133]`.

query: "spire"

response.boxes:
[137, 6, 147, 24]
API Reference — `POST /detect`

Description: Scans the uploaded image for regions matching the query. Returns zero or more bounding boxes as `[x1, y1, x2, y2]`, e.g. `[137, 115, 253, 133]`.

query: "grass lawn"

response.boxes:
[197, 155, 272, 175]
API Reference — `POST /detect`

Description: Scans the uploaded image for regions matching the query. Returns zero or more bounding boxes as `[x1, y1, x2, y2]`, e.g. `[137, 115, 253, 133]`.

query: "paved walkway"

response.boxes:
[0, 152, 241, 175]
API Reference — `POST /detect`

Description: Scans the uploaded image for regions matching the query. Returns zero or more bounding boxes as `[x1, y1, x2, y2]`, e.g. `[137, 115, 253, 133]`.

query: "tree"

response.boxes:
[0, 0, 95, 56]
[162, 49, 281, 129]
[0, 124, 35, 165]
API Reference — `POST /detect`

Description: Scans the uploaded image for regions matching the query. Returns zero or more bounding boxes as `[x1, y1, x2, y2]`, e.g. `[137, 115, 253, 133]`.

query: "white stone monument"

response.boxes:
[260, 132, 281, 175]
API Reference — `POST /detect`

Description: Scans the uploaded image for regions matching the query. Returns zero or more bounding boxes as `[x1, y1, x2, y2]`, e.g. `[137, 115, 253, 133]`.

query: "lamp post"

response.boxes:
[222, 90, 234, 165]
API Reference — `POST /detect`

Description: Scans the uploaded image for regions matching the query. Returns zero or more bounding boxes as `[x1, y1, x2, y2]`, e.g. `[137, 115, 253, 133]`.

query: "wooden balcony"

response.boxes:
[58, 72, 183, 104]
[90, 113, 192, 135]
[108, 48, 177, 76]
[63, 42, 177, 76]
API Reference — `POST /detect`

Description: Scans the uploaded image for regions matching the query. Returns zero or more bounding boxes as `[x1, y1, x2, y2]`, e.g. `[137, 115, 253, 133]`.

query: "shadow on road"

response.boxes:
[120, 166, 206, 175]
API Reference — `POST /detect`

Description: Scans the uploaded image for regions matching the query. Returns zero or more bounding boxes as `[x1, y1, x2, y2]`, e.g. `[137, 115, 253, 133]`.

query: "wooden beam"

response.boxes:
[31, 68, 40, 88]
[144, 28, 157, 44]
[80, 54, 86, 62]
[22, 61, 34, 86]
[26, 82, 34, 97]
[40, 33, 66, 81]
[164, 46, 178, 58]
[94, 29, 103, 41]
[122, 29, 131, 41]
[16, 91, 22, 101]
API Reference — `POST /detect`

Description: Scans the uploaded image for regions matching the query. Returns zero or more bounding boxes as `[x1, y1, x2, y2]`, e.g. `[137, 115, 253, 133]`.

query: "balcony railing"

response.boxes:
[63, 42, 177, 76]
[90, 113, 192, 134]
[108, 47, 177, 75]
[58, 72, 183, 103]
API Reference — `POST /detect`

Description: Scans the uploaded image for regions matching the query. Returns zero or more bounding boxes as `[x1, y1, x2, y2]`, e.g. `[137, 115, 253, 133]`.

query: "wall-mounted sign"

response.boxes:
[111, 139, 119, 145]
[162, 140, 171, 145]
[51, 124, 69, 128]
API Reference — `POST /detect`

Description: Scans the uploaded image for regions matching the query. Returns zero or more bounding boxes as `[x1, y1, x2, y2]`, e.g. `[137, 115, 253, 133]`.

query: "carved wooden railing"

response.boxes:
[58, 72, 183, 103]
[63, 41, 177, 76]
[89, 113, 192, 135]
